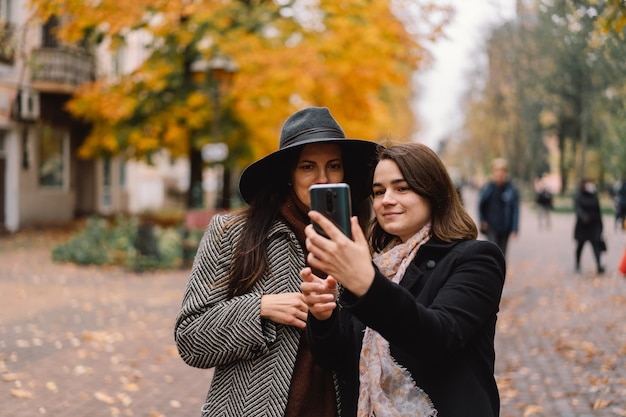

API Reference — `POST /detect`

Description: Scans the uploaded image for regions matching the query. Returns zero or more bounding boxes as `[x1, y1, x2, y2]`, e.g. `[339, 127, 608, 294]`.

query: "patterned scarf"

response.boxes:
[357, 223, 437, 417]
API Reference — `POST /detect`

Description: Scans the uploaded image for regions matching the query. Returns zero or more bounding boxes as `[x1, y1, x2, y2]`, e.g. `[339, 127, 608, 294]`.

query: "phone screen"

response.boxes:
[309, 183, 352, 239]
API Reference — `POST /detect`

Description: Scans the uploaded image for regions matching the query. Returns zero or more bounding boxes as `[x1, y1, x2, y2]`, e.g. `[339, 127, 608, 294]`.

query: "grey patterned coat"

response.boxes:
[174, 213, 341, 417]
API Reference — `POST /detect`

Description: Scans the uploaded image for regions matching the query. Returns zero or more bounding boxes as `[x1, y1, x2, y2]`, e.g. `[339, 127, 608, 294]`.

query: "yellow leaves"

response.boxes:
[94, 389, 135, 407]
[592, 398, 611, 409]
[596, 0, 626, 37]
[68, 81, 137, 123]
[138, 64, 176, 93]
[122, 382, 140, 392]
[2, 372, 28, 382]
[77, 129, 120, 159]
[102, 134, 121, 154]
[41, 0, 451, 162]
[10, 388, 33, 399]
[522, 405, 543, 416]
[4, 371, 35, 399]
[186, 91, 208, 110]
[94, 390, 115, 404]
[135, 136, 161, 155]
[163, 123, 188, 149]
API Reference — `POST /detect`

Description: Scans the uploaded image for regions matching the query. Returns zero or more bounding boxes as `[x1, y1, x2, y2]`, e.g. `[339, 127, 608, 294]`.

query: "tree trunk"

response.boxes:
[187, 146, 204, 209]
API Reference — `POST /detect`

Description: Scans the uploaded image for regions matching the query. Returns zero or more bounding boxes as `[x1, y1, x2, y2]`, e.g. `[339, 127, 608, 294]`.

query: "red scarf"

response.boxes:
[280, 190, 337, 417]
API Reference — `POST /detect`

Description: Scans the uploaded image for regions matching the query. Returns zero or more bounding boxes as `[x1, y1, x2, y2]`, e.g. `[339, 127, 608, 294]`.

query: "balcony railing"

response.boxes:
[0, 21, 16, 65]
[30, 47, 95, 92]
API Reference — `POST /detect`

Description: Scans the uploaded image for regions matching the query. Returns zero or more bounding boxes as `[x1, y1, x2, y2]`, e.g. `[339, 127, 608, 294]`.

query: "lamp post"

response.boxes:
[191, 53, 238, 210]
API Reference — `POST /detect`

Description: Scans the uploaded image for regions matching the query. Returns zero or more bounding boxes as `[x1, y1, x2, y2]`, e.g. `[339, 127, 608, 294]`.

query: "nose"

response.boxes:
[381, 190, 395, 205]
[316, 169, 330, 184]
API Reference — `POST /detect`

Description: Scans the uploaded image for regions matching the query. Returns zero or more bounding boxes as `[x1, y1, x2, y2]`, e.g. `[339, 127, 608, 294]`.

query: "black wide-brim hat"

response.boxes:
[239, 107, 380, 204]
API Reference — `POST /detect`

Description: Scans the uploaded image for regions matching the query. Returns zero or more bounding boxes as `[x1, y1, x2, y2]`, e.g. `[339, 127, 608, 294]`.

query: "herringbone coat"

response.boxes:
[174, 213, 341, 416]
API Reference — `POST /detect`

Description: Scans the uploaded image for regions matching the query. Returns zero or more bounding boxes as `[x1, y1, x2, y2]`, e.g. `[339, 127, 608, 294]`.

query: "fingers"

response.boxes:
[260, 293, 309, 329]
[349, 216, 367, 244]
[308, 210, 347, 241]
[300, 269, 337, 321]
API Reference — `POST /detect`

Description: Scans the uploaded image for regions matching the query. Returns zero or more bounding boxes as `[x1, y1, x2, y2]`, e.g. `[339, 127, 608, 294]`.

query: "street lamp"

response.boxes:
[191, 53, 238, 210]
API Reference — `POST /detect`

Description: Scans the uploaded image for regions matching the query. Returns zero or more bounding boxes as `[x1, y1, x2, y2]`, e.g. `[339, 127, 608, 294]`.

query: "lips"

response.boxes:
[382, 212, 402, 217]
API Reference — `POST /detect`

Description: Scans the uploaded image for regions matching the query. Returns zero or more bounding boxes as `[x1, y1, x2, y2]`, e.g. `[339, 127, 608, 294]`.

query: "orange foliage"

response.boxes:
[29, 0, 452, 165]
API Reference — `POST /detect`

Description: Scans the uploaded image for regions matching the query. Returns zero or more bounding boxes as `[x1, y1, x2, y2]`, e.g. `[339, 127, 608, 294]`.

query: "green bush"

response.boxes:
[51, 215, 187, 271]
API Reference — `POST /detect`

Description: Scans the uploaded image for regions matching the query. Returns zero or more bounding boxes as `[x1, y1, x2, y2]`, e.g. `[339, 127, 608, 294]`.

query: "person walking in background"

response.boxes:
[535, 182, 553, 231]
[301, 143, 506, 417]
[478, 158, 520, 256]
[574, 178, 605, 274]
[613, 179, 626, 231]
[173, 107, 379, 417]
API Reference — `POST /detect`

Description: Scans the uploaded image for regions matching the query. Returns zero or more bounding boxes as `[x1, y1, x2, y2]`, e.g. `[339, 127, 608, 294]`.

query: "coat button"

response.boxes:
[426, 260, 436, 269]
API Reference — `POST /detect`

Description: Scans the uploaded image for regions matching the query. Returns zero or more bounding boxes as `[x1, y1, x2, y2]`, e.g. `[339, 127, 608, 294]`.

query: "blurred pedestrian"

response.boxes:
[173, 107, 379, 417]
[574, 178, 605, 274]
[535, 184, 553, 231]
[478, 158, 520, 256]
[613, 179, 626, 231]
[301, 142, 506, 417]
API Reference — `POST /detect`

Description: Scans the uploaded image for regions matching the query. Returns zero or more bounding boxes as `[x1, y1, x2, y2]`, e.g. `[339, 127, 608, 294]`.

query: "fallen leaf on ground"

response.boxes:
[11, 388, 33, 399]
[523, 405, 543, 417]
[2, 372, 27, 382]
[94, 390, 115, 404]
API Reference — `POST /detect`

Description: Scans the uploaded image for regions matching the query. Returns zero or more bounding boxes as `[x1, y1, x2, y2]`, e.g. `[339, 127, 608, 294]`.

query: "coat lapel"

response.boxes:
[398, 238, 463, 294]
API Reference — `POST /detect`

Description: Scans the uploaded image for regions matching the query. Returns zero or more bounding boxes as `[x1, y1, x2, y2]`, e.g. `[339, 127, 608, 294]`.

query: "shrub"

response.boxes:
[51, 215, 185, 271]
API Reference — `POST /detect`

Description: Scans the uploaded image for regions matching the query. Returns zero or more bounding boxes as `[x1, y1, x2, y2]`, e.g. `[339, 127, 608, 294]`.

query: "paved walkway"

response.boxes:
[1, 190, 625, 417]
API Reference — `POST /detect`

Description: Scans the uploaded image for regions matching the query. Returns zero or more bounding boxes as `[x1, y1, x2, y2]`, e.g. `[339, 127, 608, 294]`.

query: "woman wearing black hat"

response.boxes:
[174, 107, 379, 417]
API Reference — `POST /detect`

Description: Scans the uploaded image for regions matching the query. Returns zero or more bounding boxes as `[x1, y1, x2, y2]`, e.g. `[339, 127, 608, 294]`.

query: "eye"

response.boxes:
[328, 162, 343, 170]
[298, 163, 315, 171]
[372, 188, 385, 197]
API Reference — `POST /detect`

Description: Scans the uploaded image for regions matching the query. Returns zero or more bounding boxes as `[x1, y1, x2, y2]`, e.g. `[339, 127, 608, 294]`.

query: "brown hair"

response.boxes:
[369, 142, 477, 252]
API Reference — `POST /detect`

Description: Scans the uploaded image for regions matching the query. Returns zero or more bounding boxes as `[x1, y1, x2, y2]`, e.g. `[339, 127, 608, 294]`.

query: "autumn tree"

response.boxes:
[455, 0, 626, 192]
[28, 0, 451, 208]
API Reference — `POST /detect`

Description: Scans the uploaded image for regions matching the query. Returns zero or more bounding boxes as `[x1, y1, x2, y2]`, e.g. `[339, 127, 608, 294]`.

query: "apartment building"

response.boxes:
[0, 1, 191, 232]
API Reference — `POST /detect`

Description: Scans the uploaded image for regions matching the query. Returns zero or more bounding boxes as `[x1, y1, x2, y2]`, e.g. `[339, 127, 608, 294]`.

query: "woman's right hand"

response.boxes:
[300, 267, 338, 321]
[260, 293, 309, 329]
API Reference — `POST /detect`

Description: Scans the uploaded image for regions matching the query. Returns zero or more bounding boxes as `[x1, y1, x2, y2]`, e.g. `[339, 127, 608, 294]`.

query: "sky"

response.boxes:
[414, 0, 517, 150]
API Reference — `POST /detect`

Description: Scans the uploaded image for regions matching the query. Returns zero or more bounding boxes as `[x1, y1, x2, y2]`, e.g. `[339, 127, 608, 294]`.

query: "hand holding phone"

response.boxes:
[309, 183, 352, 239]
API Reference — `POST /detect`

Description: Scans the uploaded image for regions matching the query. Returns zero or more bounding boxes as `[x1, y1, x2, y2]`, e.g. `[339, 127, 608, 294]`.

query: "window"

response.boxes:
[119, 158, 126, 186]
[102, 158, 112, 207]
[0, 0, 12, 21]
[38, 125, 68, 188]
[42, 15, 60, 48]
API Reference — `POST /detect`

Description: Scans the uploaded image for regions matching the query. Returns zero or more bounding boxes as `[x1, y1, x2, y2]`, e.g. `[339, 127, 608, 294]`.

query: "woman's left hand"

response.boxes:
[305, 212, 375, 297]
[300, 268, 338, 320]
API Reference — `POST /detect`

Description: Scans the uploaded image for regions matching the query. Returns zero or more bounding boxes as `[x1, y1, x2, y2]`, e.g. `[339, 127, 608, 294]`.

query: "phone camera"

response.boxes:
[326, 190, 335, 212]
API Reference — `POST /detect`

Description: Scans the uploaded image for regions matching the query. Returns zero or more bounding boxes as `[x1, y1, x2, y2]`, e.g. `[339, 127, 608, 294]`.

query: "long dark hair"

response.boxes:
[228, 144, 375, 298]
[369, 143, 477, 253]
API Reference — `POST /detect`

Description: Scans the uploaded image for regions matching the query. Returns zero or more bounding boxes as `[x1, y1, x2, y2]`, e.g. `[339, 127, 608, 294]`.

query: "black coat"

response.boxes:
[307, 238, 506, 417]
[574, 190, 603, 242]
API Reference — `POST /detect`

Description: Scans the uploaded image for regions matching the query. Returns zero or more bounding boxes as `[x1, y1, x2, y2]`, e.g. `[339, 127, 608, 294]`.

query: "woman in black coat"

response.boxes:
[300, 143, 506, 417]
[574, 178, 605, 274]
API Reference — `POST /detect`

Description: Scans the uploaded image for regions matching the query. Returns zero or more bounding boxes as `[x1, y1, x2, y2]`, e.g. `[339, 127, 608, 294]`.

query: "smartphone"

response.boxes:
[309, 183, 352, 239]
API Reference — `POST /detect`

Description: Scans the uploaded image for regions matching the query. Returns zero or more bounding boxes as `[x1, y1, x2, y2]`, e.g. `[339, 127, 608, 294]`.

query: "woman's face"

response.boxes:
[292, 143, 344, 207]
[372, 159, 432, 243]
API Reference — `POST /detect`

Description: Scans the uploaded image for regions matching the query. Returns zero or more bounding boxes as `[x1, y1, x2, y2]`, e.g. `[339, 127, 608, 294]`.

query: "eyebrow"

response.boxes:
[297, 158, 343, 164]
[372, 178, 407, 188]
